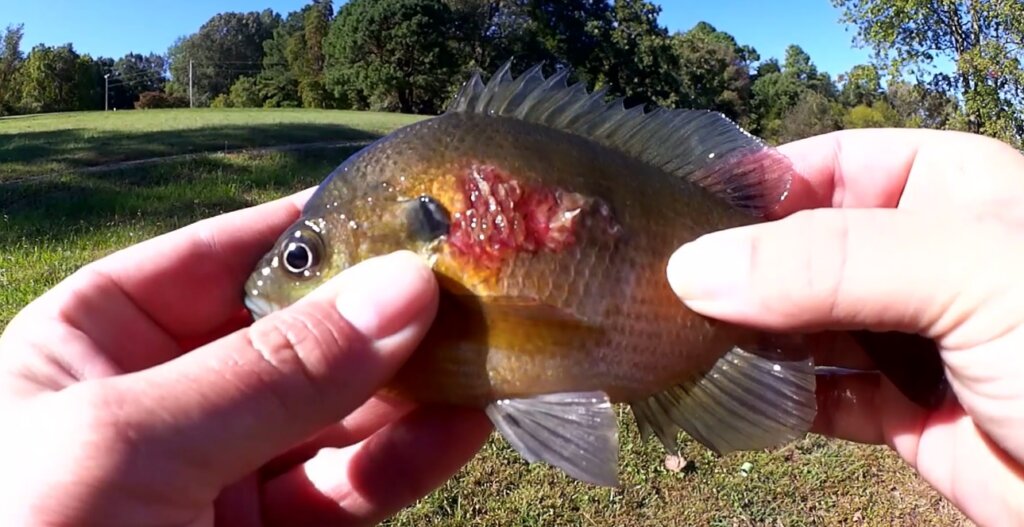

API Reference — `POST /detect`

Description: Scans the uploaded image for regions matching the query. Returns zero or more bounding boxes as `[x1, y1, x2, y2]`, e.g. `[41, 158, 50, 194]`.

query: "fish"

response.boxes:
[243, 61, 944, 487]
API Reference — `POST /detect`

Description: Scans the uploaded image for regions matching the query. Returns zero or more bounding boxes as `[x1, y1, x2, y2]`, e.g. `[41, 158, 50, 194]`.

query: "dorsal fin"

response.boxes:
[446, 60, 795, 216]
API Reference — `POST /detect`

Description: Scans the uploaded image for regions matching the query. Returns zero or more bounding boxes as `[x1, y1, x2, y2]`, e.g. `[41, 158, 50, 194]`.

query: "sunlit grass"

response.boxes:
[0, 108, 425, 180]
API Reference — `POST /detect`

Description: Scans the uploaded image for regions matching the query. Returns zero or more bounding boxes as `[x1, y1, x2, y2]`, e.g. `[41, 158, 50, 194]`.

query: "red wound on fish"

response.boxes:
[447, 164, 613, 265]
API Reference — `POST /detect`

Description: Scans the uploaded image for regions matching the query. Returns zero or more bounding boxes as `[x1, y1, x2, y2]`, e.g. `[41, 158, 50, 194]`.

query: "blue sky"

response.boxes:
[3, 0, 873, 76]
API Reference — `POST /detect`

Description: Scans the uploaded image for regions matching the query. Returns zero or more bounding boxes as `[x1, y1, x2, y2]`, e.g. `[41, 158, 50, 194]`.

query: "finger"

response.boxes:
[259, 394, 416, 479]
[260, 405, 492, 527]
[46, 187, 315, 346]
[666, 208, 1019, 338]
[101, 251, 439, 492]
[810, 371, 927, 446]
[909, 403, 1024, 526]
[774, 128, 918, 215]
[773, 128, 1024, 221]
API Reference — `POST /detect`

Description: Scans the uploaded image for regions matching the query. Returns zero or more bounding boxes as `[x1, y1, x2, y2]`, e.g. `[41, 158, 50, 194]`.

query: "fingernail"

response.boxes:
[667, 230, 752, 306]
[334, 251, 437, 340]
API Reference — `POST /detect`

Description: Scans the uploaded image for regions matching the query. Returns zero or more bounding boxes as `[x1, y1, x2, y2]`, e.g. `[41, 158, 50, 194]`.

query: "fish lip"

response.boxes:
[244, 295, 276, 320]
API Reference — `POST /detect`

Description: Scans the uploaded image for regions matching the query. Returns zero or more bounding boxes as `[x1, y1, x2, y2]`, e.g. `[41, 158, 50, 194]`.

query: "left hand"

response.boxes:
[0, 189, 492, 527]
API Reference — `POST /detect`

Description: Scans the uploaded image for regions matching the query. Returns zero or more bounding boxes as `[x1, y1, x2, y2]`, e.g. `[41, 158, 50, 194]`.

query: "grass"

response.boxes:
[0, 108, 969, 526]
[0, 108, 426, 180]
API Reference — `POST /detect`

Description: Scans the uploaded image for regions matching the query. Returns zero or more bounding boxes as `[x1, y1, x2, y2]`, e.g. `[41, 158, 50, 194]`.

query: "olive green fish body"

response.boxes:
[246, 62, 816, 486]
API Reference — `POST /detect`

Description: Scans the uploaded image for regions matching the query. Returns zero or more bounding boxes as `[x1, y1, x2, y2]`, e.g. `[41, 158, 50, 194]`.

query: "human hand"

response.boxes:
[666, 128, 1024, 526]
[0, 190, 492, 526]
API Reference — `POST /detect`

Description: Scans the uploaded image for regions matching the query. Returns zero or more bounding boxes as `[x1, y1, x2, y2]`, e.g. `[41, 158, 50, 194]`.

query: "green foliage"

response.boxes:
[0, 24, 25, 115]
[108, 53, 167, 109]
[839, 64, 882, 106]
[135, 91, 188, 109]
[166, 10, 281, 106]
[671, 21, 758, 121]
[843, 100, 901, 128]
[750, 72, 803, 139]
[778, 90, 842, 143]
[884, 80, 958, 129]
[834, 0, 1024, 147]
[597, 0, 680, 107]
[221, 76, 262, 108]
[325, 0, 460, 114]
[17, 43, 93, 113]
[258, 13, 303, 108]
[299, 1, 333, 107]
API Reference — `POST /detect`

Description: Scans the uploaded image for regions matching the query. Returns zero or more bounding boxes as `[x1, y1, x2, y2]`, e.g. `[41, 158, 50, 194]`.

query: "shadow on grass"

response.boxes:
[0, 122, 380, 179]
[0, 145, 365, 245]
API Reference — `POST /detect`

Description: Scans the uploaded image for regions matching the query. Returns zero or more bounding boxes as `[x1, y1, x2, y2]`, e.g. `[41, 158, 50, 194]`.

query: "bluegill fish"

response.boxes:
[243, 62, 931, 486]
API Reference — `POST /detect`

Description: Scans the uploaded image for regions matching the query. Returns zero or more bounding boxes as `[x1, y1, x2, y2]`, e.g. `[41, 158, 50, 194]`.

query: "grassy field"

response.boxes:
[0, 109, 968, 526]
[0, 108, 426, 181]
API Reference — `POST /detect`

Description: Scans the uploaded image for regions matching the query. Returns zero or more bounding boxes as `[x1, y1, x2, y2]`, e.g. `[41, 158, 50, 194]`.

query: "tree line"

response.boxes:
[1, 0, 1021, 148]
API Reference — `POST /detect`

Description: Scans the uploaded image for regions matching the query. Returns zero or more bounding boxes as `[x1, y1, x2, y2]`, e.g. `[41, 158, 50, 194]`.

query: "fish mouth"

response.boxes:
[244, 295, 278, 321]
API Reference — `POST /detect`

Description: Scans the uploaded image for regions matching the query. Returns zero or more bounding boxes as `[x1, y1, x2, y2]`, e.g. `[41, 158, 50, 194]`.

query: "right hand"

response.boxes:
[666, 129, 1024, 526]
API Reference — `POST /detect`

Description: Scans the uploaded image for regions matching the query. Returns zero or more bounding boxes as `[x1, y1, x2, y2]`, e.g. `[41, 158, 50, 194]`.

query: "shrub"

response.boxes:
[134, 91, 188, 109]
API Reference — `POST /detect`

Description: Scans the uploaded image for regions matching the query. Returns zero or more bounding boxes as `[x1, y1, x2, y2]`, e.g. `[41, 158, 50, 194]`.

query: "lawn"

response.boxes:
[0, 108, 969, 526]
[0, 108, 426, 181]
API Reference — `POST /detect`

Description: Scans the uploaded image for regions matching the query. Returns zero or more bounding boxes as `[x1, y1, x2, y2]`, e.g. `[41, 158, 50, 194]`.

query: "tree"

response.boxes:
[779, 90, 842, 143]
[300, 0, 334, 107]
[110, 53, 167, 108]
[885, 79, 960, 129]
[0, 24, 25, 115]
[167, 10, 281, 106]
[227, 76, 262, 107]
[596, 0, 680, 107]
[843, 100, 901, 128]
[839, 63, 882, 107]
[834, 0, 1024, 146]
[258, 11, 304, 107]
[783, 44, 836, 96]
[325, 0, 459, 114]
[18, 44, 89, 113]
[671, 21, 758, 121]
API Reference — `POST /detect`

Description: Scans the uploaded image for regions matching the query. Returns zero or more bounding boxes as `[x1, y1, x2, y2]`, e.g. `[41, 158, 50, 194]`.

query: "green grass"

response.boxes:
[0, 108, 425, 180]
[0, 108, 968, 526]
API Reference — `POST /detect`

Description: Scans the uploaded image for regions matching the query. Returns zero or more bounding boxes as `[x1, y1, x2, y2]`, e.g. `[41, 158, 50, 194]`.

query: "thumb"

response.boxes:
[110, 250, 439, 487]
[666, 208, 1021, 342]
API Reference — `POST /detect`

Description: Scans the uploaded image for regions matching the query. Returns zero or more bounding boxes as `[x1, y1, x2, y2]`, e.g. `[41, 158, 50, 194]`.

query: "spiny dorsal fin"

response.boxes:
[446, 60, 795, 216]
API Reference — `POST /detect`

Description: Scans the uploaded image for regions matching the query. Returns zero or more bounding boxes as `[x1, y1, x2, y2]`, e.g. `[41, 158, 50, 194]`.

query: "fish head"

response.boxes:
[244, 120, 462, 319]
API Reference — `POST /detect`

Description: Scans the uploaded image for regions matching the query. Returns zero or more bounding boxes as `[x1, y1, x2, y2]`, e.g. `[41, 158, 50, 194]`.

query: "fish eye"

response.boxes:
[280, 231, 323, 276]
[409, 195, 450, 241]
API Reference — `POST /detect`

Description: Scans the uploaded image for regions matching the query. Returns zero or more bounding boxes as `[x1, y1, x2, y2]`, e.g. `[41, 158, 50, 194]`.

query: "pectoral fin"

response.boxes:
[630, 345, 816, 455]
[486, 391, 620, 487]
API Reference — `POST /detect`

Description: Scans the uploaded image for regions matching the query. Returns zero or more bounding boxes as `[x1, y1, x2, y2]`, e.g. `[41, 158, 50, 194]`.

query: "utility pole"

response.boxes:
[104, 73, 110, 111]
[188, 60, 193, 108]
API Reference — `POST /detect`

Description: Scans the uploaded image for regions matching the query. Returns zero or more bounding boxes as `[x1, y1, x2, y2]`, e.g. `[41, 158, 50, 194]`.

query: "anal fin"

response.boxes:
[630, 345, 816, 456]
[486, 391, 619, 487]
